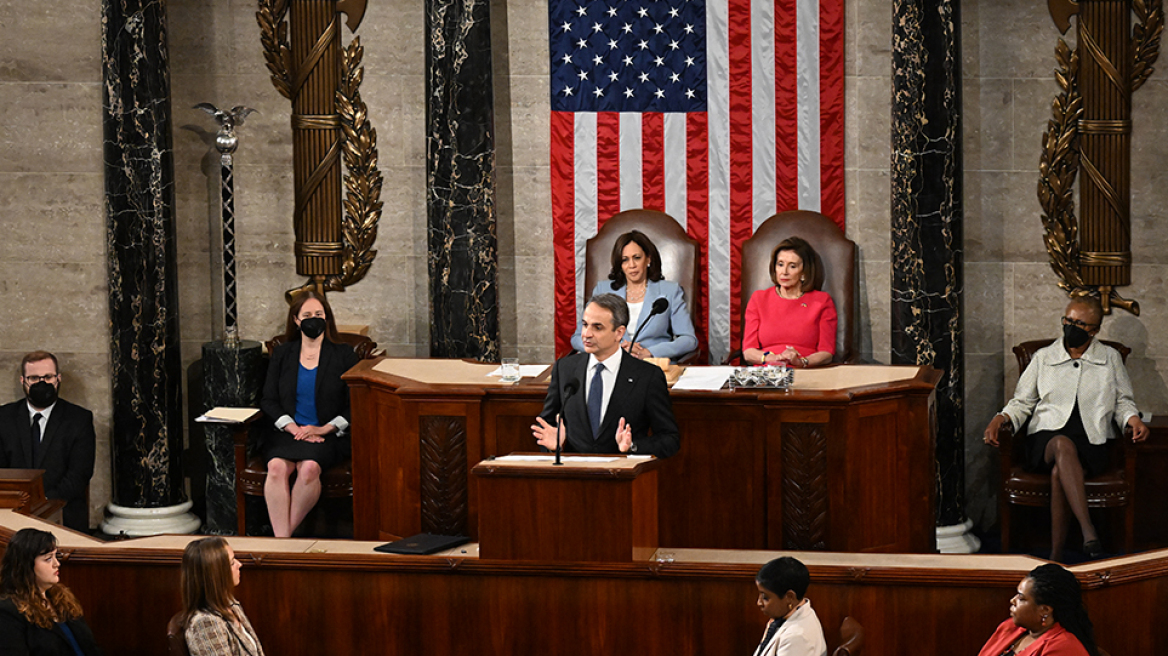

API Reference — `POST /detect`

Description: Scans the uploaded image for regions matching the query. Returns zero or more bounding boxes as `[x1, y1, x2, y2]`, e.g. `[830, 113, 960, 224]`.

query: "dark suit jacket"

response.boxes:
[539, 352, 680, 458]
[0, 399, 95, 531]
[0, 598, 102, 656]
[261, 338, 360, 431]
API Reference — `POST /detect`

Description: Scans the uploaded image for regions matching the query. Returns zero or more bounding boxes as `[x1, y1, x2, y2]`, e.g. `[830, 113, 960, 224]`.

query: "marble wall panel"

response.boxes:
[0, 2, 101, 82]
[358, 0, 425, 76]
[977, 0, 1062, 79]
[359, 74, 427, 169]
[964, 352, 1005, 529]
[0, 173, 104, 262]
[966, 78, 1013, 173]
[1010, 77, 1060, 172]
[499, 166, 552, 257]
[850, 0, 892, 78]
[965, 262, 1006, 357]
[847, 76, 892, 171]
[167, 0, 233, 77]
[503, 75, 553, 175]
[962, 171, 998, 263]
[847, 169, 891, 262]
[0, 84, 102, 173]
[985, 171, 1045, 262]
[859, 258, 891, 363]
[496, 0, 549, 77]
[511, 254, 556, 352]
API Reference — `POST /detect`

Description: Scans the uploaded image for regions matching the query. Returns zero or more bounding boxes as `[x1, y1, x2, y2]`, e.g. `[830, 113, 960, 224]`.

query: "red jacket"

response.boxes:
[977, 620, 1089, 656]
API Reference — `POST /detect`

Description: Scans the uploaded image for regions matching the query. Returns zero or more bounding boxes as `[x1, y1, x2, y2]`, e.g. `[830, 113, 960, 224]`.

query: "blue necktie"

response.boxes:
[588, 363, 604, 440]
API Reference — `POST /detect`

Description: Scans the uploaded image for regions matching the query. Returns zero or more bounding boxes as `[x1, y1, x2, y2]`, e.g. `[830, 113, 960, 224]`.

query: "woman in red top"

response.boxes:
[742, 237, 838, 368]
[977, 564, 1097, 656]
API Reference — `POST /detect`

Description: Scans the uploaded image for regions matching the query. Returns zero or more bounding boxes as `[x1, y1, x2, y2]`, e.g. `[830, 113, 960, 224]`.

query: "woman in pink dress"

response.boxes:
[742, 237, 837, 368]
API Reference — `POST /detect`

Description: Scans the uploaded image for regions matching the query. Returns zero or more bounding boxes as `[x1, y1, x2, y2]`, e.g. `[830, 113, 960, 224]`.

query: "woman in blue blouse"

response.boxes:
[261, 291, 359, 537]
[571, 230, 699, 362]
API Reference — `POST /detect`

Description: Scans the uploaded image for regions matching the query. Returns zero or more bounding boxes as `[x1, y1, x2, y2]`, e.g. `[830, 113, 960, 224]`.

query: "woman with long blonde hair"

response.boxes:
[0, 528, 101, 655]
[181, 537, 264, 656]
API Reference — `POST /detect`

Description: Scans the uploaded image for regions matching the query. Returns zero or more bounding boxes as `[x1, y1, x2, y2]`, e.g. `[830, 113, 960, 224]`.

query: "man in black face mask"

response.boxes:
[0, 351, 96, 532]
[983, 298, 1149, 562]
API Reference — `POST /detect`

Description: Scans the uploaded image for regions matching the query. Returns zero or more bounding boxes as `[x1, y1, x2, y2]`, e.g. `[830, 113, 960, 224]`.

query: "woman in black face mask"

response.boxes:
[260, 290, 360, 537]
[984, 298, 1149, 561]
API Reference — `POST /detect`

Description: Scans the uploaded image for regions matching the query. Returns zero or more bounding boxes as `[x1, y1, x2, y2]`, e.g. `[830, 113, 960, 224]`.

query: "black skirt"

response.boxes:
[1026, 403, 1110, 478]
[263, 429, 348, 471]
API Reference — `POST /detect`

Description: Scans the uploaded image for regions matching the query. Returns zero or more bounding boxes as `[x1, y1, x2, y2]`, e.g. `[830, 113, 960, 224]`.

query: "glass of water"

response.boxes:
[500, 358, 521, 383]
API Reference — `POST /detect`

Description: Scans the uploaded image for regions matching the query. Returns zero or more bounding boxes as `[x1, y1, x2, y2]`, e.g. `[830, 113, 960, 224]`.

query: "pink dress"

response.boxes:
[743, 288, 837, 359]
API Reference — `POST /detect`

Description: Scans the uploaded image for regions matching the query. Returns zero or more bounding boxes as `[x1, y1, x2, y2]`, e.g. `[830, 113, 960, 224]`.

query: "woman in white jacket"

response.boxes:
[752, 557, 827, 656]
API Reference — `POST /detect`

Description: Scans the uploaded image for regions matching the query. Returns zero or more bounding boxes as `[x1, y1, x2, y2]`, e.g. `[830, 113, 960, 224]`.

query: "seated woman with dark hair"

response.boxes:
[181, 537, 264, 656]
[262, 290, 360, 537]
[570, 230, 698, 363]
[742, 237, 837, 368]
[978, 563, 1097, 656]
[751, 556, 827, 656]
[0, 528, 101, 656]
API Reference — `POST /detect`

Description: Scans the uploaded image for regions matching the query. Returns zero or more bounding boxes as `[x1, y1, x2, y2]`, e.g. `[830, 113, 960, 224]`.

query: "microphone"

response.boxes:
[556, 380, 580, 466]
[628, 297, 669, 348]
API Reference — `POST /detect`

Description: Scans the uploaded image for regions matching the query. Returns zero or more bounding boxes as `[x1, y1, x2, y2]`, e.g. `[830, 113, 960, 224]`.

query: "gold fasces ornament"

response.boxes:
[257, 0, 382, 299]
[1038, 0, 1163, 315]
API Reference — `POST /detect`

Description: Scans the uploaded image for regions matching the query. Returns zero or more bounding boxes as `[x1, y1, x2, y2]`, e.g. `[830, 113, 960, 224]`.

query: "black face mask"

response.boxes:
[1063, 322, 1092, 349]
[27, 381, 58, 409]
[299, 317, 327, 339]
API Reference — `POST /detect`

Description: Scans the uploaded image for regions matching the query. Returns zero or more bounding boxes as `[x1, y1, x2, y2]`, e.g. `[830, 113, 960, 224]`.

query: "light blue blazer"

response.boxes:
[571, 279, 699, 362]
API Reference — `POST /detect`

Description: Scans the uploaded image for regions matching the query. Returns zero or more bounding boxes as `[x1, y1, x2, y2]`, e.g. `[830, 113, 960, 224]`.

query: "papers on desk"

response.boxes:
[671, 366, 736, 391]
[495, 455, 619, 463]
[486, 365, 550, 378]
[195, 407, 260, 424]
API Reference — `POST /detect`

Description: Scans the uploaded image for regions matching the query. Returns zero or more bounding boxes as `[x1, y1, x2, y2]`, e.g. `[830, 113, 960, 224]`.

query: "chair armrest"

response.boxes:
[722, 349, 744, 366]
[997, 421, 1018, 480]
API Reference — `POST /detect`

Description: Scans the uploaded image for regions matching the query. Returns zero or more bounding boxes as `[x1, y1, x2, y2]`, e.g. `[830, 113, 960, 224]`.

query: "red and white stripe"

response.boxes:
[551, 0, 845, 362]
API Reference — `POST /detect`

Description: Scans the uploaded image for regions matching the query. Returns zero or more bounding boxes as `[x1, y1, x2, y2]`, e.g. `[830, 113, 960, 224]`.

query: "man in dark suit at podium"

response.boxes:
[532, 294, 680, 458]
[0, 351, 96, 531]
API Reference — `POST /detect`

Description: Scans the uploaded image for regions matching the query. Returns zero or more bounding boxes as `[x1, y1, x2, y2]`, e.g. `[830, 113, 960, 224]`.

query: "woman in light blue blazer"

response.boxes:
[571, 230, 699, 362]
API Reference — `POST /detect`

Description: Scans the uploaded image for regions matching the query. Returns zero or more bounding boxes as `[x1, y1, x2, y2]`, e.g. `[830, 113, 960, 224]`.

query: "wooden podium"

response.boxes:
[472, 454, 660, 562]
[0, 469, 66, 523]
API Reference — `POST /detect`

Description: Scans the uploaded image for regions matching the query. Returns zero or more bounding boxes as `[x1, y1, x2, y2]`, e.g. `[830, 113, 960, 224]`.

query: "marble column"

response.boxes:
[890, 0, 975, 551]
[426, 0, 500, 361]
[201, 342, 264, 535]
[101, 0, 198, 536]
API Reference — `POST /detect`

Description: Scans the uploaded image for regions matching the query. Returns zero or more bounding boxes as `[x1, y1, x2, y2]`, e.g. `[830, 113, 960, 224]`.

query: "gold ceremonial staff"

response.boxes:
[257, 0, 383, 297]
[1039, 0, 1162, 314]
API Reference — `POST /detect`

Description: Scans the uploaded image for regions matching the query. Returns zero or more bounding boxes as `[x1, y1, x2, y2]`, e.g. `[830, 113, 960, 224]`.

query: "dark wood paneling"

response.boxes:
[344, 361, 942, 552]
[419, 415, 468, 536]
[17, 538, 1168, 656]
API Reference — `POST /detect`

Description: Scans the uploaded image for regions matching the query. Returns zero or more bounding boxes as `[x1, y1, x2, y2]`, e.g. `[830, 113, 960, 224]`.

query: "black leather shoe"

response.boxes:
[1084, 539, 1104, 559]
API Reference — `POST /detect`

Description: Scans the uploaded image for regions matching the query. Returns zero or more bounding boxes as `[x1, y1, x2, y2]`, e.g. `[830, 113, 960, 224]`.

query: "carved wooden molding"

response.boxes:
[781, 422, 828, 550]
[419, 415, 469, 536]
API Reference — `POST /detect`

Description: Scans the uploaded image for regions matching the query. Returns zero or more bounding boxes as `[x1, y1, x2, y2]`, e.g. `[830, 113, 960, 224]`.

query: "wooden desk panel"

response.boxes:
[345, 361, 941, 553]
[4, 510, 1166, 656]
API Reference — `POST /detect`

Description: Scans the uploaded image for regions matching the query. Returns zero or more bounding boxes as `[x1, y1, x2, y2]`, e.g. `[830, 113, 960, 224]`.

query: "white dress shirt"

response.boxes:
[26, 400, 56, 441]
[585, 347, 623, 427]
[1002, 337, 1140, 445]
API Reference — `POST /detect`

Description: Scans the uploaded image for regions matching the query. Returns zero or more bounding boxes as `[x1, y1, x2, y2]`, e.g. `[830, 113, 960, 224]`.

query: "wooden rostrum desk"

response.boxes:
[343, 359, 941, 553]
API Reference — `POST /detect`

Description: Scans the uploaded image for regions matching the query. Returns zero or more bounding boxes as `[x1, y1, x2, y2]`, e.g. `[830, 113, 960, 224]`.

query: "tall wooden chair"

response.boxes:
[583, 209, 702, 363]
[997, 339, 1136, 554]
[729, 210, 859, 363]
[832, 616, 864, 656]
[166, 612, 189, 656]
[234, 332, 378, 536]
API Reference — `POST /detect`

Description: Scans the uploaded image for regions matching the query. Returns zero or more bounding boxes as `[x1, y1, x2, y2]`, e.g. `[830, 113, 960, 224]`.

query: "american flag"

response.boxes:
[550, 0, 845, 362]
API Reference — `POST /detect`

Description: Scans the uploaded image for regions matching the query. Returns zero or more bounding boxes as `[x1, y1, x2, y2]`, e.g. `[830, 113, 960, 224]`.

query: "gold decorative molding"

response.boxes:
[1038, 0, 1163, 315]
[257, 0, 381, 297]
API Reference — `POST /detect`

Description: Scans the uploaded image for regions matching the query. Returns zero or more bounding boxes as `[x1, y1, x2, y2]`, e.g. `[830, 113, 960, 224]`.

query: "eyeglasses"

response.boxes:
[1062, 316, 1098, 331]
[23, 374, 58, 384]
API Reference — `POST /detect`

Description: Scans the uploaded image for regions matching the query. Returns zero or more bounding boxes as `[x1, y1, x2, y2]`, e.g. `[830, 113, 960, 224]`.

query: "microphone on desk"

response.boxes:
[628, 298, 669, 349]
[556, 380, 580, 466]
